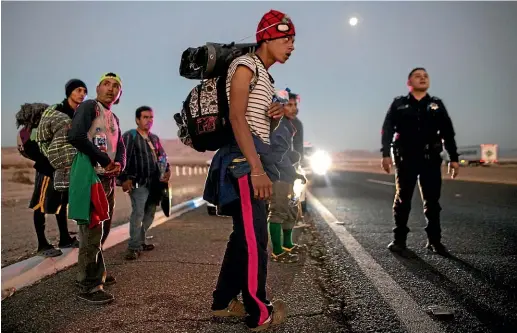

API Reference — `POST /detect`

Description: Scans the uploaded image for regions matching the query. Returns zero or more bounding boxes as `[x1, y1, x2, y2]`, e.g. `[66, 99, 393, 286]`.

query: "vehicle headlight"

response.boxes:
[310, 150, 332, 175]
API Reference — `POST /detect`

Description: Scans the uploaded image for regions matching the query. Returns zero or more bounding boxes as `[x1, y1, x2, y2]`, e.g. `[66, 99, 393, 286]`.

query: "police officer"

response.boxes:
[380, 67, 460, 256]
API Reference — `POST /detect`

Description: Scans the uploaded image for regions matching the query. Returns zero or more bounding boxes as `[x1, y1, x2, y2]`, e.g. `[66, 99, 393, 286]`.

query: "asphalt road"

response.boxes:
[307, 170, 517, 333]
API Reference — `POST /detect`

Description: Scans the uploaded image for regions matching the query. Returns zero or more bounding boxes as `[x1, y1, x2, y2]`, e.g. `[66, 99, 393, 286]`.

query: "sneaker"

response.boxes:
[212, 298, 246, 318]
[76, 289, 114, 305]
[425, 241, 449, 256]
[271, 251, 298, 263]
[249, 300, 287, 331]
[105, 275, 116, 286]
[37, 246, 63, 258]
[59, 237, 80, 248]
[142, 244, 155, 251]
[125, 249, 139, 260]
[387, 241, 407, 253]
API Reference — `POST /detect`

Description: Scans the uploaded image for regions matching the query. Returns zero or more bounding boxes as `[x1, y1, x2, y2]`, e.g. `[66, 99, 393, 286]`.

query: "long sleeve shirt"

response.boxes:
[381, 94, 459, 162]
[68, 99, 126, 170]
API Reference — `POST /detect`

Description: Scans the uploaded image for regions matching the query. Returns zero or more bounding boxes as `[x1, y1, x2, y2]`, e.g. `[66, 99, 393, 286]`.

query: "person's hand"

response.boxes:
[250, 169, 273, 201]
[267, 102, 285, 119]
[448, 162, 459, 179]
[122, 179, 133, 193]
[381, 157, 393, 174]
[297, 173, 307, 184]
[105, 162, 121, 176]
[160, 170, 171, 183]
[105, 161, 116, 172]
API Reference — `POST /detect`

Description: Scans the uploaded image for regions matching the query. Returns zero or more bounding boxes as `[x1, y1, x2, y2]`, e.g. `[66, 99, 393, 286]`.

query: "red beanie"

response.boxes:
[256, 10, 296, 43]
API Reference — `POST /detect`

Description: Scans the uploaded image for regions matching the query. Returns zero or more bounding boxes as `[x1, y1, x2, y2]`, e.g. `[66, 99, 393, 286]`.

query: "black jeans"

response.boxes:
[212, 175, 273, 328]
[393, 156, 443, 243]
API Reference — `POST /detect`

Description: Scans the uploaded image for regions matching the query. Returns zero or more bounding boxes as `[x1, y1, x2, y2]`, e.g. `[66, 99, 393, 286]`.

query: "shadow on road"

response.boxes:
[390, 251, 517, 332]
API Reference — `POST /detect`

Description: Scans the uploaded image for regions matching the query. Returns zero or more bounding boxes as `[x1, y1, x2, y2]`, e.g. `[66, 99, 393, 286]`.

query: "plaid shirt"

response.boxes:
[36, 102, 77, 190]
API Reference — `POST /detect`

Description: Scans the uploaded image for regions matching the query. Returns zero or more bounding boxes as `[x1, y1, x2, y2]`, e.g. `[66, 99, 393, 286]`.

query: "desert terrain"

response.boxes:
[330, 149, 517, 185]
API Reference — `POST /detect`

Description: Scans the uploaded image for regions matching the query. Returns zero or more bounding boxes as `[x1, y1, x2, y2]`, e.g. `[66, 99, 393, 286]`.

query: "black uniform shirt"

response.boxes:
[381, 93, 459, 162]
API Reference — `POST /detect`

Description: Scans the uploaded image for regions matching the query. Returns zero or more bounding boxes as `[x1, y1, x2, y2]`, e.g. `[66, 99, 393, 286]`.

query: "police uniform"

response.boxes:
[381, 93, 459, 252]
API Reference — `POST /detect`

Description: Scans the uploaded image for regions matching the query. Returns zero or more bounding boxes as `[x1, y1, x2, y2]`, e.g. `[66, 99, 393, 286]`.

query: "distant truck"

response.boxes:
[442, 144, 498, 166]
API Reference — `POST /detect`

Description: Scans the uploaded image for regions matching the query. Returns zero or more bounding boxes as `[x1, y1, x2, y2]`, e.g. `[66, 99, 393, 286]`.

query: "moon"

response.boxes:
[349, 17, 358, 26]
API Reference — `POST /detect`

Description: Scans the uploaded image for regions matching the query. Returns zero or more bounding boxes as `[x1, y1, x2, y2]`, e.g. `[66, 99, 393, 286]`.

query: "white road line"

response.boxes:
[307, 192, 444, 333]
[367, 178, 395, 186]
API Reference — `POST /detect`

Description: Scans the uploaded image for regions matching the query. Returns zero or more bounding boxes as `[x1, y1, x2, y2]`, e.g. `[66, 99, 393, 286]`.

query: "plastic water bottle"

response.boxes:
[93, 128, 107, 174]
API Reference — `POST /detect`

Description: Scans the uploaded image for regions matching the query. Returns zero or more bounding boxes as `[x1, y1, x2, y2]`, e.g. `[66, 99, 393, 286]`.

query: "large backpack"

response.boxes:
[175, 42, 259, 152]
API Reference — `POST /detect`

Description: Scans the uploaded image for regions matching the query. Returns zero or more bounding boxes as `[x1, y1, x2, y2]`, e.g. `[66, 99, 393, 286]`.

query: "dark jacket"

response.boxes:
[270, 117, 303, 184]
[55, 98, 75, 119]
[118, 129, 170, 186]
[68, 99, 126, 172]
[203, 135, 279, 215]
[381, 93, 459, 162]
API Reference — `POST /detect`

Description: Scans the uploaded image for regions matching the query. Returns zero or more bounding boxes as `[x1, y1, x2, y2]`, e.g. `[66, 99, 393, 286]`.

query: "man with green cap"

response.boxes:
[68, 72, 126, 304]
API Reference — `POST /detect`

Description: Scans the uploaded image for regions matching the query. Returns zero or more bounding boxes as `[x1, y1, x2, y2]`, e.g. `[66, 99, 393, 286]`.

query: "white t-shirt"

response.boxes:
[226, 54, 275, 144]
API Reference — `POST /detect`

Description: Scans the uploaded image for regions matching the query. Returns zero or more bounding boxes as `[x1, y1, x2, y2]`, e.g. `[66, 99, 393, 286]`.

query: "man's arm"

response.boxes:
[113, 115, 126, 170]
[437, 100, 459, 163]
[228, 65, 263, 174]
[118, 132, 135, 182]
[68, 100, 111, 167]
[381, 100, 396, 158]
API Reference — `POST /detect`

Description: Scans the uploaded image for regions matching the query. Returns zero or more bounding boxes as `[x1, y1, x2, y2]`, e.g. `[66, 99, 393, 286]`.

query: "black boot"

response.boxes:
[387, 240, 407, 253]
[387, 232, 407, 253]
[425, 240, 449, 256]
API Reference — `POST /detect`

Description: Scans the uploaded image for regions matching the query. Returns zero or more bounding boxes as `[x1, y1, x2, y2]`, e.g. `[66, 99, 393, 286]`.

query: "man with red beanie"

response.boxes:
[208, 9, 295, 331]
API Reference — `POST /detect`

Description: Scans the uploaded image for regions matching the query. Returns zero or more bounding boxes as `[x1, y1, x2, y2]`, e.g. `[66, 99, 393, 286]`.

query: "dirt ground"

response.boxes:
[1, 166, 207, 268]
[334, 160, 517, 185]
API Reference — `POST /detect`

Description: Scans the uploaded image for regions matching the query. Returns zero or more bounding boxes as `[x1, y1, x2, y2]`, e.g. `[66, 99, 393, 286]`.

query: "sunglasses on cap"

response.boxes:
[257, 22, 293, 35]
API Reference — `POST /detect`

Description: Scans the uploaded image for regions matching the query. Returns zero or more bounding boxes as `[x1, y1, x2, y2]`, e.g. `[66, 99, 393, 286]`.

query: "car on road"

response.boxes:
[301, 143, 332, 185]
[298, 143, 333, 212]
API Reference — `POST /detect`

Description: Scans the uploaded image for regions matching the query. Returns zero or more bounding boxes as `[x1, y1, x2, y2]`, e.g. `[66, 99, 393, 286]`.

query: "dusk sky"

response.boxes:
[2, 1, 516, 152]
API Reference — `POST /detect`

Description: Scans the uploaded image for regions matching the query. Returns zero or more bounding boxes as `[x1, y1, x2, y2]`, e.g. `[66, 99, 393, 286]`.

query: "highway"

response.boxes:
[308, 170, 517, 333]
